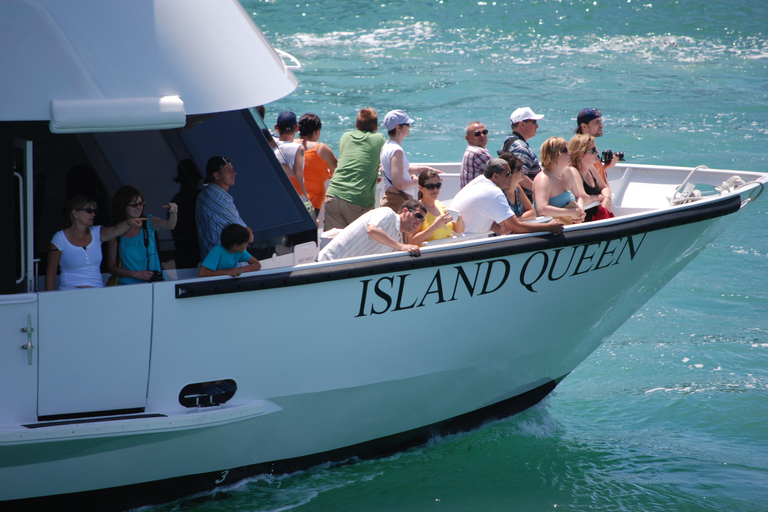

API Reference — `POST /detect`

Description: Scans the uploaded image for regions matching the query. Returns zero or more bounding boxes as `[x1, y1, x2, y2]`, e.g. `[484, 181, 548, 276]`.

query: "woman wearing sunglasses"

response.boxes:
[45, 194, 145, 291]
[567, 134, 614, 222]
[410, 170, 465, 246]
[533, 137, 585, 224]
[106, 186, 178, 284]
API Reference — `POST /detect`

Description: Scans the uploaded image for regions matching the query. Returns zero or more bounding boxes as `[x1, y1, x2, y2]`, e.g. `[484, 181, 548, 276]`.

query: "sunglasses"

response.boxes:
[411, 211, 425, 221]
[128, 201, 145, 208]
[77, 208, 97, 214]
[473, 129, 489, 137]
[526, 120, 538, 125]
[586, 147, 598, 154]
[423, 182, 442, 190]
[559, 147, 569, 154]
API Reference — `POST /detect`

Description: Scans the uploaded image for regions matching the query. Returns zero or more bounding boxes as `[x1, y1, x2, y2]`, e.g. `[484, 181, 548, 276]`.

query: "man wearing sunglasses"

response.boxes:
[460, 121, 491, 188]
[498, 107, 545, 201]
[318, 199, 426, 261]
[451, 159, 563, 236]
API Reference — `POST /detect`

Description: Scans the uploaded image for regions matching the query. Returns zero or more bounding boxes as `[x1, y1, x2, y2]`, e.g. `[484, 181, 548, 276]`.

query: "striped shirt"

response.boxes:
[317, 208, 401, 261]
[195, 183, 247, 259]
[460, 145, 491, 188]
[503, 133, 541, 180]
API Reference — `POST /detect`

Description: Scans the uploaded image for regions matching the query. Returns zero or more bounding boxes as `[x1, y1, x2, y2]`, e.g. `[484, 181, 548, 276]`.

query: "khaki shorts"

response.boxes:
[379, 189, 411, 214]
[323, 196, 372, 231]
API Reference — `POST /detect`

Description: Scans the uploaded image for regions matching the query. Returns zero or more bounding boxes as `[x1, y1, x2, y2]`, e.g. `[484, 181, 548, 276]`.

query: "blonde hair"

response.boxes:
[539, 137, 568, 170]
[568, 134, 595, 169]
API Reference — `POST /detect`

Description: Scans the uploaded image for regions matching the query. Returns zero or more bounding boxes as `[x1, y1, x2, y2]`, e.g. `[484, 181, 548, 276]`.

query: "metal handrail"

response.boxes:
[14, 172, 25, 285]
[275, 49, 302, 72]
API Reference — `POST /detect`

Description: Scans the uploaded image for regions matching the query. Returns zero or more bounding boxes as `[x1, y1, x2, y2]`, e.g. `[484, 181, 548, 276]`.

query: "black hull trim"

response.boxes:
[5, 376, 565, 512]
[176, 194, 741, 299]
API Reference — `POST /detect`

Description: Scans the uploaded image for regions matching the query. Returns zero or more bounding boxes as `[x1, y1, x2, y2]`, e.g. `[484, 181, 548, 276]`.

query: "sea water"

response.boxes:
[147, 1, 768, 510]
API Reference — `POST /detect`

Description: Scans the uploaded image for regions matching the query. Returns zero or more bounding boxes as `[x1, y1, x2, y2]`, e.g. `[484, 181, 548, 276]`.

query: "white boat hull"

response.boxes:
[0, 191, 754, 508]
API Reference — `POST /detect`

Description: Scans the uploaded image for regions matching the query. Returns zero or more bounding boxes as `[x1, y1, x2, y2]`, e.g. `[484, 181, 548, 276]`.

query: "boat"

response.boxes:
[1, 1, 765, 510]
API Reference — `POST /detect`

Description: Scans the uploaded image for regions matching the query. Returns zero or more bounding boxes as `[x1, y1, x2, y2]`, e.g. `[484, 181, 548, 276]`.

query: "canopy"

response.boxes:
[0, 0, 298, 130]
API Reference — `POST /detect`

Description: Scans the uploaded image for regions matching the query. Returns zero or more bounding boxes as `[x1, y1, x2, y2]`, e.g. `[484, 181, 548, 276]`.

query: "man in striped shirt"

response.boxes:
[460, 121, 491, 188]
[196, 156, 253, 260]
[317, 199, 426, 261]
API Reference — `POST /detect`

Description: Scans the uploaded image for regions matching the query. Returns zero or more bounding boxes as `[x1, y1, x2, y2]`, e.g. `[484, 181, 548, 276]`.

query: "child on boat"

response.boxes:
[198, 224, 261, 277]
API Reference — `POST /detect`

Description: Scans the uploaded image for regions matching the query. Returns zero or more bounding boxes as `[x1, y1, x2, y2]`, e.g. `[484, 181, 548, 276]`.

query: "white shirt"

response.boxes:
[450, 175, 514, 233]
[380, 140, 414, 190]
[318, 208, 401, 261]
[274, 140, 302, 171]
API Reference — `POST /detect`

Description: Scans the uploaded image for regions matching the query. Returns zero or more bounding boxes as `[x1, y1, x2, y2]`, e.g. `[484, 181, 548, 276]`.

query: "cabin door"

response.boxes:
[0, 140, 39, 425]
[0, 296, 39, 424]
[36, 285, 153, 419]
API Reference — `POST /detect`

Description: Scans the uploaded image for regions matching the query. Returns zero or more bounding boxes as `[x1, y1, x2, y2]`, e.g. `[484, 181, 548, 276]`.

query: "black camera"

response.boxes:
[602, 150, 625, 165]
[149, 270, 164, 282]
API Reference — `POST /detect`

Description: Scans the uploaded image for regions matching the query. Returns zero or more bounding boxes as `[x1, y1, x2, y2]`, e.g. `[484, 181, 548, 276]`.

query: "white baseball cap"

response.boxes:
[383, 110, 415, 131]
[510, 107, 544, 124]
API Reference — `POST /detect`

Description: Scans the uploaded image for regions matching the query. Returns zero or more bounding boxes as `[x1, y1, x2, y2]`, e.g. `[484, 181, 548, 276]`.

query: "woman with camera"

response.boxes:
[107, 185, 177, 284]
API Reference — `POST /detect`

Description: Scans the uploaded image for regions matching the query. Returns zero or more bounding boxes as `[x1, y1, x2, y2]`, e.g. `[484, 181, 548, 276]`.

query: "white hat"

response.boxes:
[509, 107, 544, 124]
[383, 110, 415, 131]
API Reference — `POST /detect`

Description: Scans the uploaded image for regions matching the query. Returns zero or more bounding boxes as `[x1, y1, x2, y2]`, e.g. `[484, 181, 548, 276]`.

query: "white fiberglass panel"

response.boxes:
[37, 285, 153, 417]
[0, 0, 297, 123]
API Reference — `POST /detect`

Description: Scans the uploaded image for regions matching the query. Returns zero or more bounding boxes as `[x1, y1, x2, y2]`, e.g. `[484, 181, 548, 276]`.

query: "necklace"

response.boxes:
[548, 168, 564, 180]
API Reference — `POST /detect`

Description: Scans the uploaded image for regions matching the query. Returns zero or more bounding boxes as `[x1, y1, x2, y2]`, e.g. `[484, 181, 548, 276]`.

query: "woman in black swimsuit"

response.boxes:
[568, 134, 614, 222]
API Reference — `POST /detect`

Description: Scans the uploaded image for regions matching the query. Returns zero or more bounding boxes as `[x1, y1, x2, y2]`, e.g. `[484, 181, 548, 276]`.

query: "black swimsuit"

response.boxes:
[582, 169, 602, 221]
[582, 168, 602, 196]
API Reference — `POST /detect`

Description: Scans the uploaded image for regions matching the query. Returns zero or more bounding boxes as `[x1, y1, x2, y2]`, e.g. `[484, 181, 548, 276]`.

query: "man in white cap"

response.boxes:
[498, 107, 544, 200]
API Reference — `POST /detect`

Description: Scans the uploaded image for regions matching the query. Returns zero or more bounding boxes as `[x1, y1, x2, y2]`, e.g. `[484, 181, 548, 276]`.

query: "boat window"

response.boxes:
[91, 109, 316, 265]
[0, 122, 96, 292]
[2, 111, 318, 293]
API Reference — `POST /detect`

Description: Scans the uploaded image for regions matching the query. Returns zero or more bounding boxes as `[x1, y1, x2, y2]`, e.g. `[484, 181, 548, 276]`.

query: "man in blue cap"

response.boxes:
[574, 108, 618, 183]
[274, 111, 306, 197]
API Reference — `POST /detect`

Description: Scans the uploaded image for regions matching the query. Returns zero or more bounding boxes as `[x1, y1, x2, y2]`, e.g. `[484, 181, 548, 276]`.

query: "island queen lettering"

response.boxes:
[355, 233, 646, 317]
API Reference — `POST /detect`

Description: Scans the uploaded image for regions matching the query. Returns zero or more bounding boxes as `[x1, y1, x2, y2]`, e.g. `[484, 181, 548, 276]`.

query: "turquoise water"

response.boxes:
[148, 1, 768, 510]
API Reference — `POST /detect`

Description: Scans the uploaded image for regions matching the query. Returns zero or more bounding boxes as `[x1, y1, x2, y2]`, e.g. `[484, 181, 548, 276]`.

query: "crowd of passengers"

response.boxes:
[45, 106, 617, 290]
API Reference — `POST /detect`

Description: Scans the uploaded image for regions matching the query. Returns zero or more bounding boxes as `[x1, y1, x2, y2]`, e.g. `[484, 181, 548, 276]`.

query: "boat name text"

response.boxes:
[355, 233, 646, 317]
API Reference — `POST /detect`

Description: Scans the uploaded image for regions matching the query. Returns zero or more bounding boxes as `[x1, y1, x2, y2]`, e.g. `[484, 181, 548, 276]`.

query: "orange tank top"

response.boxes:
[303, 144, 331, 210]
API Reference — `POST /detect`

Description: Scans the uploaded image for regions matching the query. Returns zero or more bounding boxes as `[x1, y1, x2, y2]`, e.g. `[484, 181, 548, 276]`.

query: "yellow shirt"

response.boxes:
[419, 200, 453, 241]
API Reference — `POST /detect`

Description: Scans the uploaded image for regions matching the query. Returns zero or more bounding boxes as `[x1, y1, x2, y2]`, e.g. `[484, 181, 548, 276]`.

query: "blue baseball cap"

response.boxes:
[577, 108, 602, 126]
[276, 111, 297, 130]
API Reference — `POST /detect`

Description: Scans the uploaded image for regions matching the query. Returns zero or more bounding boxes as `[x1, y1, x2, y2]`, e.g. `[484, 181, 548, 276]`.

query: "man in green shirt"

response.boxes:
[323, 107, 387, 230]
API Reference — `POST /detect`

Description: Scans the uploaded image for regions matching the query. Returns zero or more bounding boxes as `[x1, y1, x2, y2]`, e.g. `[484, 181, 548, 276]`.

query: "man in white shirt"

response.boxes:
[273, 111, 307, 196]
[451, 159, 563, 236]
[317, 199, 426, 261]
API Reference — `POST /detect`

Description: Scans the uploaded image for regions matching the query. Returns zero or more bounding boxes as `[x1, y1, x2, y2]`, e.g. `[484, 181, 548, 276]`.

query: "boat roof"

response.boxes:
[1, 0, 297, 130]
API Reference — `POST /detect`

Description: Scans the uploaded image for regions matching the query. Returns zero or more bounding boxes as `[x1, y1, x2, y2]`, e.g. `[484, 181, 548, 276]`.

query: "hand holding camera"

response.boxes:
[602, 150, 625, 165]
